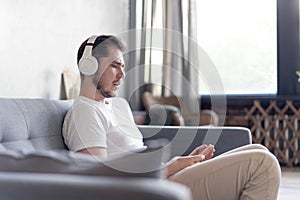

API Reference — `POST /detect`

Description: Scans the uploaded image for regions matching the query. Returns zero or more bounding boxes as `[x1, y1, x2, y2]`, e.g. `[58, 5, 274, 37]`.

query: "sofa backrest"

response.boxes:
[0, 98, 72, 152]
[139, 125, 252, 157]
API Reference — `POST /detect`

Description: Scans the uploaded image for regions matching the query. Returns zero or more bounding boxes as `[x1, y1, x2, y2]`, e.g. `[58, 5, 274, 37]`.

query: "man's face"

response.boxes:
[93, 46, 125, 98]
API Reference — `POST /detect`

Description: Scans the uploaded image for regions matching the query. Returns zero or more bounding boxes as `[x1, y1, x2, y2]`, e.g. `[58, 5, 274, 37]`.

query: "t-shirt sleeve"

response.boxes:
[63, 103, 107, 152]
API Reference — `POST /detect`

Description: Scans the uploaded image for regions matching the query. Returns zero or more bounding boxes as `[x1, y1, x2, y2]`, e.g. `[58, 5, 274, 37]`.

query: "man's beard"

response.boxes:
[93, 76, 117, 98]
[98, 84, 116, 98]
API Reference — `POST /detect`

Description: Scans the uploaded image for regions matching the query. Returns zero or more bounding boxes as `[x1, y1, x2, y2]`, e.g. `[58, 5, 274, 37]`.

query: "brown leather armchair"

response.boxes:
[142, 91, 219, 126]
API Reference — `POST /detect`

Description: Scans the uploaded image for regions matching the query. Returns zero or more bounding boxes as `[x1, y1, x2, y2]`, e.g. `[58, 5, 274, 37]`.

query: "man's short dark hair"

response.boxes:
[77, 35, 126, 65]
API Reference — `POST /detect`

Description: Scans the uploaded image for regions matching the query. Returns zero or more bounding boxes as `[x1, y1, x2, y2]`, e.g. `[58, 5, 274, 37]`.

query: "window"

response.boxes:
[132, 0, 299, 98]
[196, 0, 277, 95]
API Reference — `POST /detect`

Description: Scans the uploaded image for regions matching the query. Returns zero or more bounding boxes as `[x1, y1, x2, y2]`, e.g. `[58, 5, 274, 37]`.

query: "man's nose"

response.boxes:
[118, 67, 125, 78]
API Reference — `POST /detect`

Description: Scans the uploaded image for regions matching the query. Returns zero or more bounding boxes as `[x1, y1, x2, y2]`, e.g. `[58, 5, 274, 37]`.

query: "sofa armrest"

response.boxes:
[0, 172, 191, 200]
[138, 125, 252, 157]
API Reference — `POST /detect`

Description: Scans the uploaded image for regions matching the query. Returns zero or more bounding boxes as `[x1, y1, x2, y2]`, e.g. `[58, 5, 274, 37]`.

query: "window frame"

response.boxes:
[277, 0, 299, 97]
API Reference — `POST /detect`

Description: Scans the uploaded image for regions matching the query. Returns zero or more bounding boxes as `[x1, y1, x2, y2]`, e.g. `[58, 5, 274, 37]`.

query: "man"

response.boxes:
[63, 35, 281, 200]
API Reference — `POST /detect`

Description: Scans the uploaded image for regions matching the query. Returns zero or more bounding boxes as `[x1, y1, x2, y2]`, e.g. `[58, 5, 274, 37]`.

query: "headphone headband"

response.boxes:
[82, 35, 97, 57]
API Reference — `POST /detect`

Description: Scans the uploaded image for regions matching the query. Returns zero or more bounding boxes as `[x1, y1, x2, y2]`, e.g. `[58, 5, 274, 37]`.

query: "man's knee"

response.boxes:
[256, 149, 281, 179]
[249, 143, 269, 151]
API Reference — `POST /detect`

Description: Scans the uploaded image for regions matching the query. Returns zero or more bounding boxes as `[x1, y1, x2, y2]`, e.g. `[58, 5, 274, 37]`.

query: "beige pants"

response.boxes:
[168, 144, 281, 200]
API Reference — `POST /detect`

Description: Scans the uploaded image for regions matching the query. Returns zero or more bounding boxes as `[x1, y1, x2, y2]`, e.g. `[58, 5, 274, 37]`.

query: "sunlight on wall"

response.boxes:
[0, 0, 128, 99]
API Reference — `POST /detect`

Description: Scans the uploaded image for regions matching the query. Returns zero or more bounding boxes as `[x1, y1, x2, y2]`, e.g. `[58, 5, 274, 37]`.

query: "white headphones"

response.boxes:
[78, 35, 98, 76]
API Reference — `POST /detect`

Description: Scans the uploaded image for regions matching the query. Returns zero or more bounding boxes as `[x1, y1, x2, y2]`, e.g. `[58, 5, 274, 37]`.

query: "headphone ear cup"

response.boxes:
[78, 55, 98, 76]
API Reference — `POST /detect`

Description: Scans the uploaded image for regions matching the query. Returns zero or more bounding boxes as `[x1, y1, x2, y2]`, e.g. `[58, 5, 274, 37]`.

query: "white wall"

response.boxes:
[0, 0, 128, 99]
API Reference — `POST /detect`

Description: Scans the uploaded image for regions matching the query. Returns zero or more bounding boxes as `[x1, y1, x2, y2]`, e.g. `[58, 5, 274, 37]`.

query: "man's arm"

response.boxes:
[77, 147, 108, 160]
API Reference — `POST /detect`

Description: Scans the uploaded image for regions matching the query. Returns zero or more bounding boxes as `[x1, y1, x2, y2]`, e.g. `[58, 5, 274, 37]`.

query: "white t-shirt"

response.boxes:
[62, 96, 146, 158]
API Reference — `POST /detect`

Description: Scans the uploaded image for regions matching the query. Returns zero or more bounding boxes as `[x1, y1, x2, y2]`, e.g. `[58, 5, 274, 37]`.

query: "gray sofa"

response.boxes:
[0, 98, 252, 200]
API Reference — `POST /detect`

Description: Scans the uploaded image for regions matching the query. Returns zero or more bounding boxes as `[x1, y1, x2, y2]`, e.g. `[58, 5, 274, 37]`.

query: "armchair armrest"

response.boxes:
[138, 125, 252, 157]
[199, 109, 219, 126]
[148, 104, 184, 126]
[182, 110, 219, 126]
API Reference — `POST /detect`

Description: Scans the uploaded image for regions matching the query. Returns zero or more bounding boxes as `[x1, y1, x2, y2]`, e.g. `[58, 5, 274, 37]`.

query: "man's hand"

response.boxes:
[165, 144, 215, 177]
[189, 144, 215, 161]
[165, 155, 206, 177]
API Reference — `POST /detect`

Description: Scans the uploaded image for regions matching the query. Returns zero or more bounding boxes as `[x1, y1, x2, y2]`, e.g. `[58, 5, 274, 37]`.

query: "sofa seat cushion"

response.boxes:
[0, 140, 169, 178]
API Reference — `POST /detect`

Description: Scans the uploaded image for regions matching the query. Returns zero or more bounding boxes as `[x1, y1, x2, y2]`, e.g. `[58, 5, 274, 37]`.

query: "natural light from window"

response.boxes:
[196, 0, 277, 95]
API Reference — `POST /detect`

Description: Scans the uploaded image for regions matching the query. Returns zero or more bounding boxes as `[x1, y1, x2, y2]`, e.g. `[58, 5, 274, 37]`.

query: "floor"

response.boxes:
[278, 167, 300, 200]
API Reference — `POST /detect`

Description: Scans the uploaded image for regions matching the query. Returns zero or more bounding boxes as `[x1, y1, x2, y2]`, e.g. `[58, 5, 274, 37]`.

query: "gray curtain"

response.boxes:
[119, 0, 146, 111]
[123, 0, 201, 125]
[161, 0, 200, 125]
